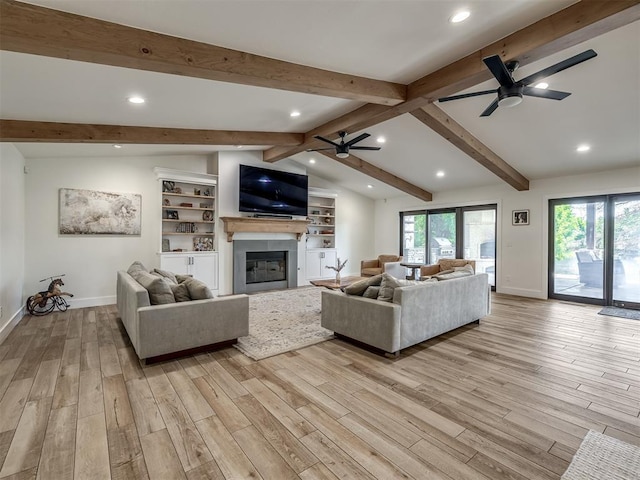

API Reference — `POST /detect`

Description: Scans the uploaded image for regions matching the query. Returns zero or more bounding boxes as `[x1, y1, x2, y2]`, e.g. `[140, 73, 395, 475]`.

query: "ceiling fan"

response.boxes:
[438, 49, 597, 117]
[308, 131, 381, 158]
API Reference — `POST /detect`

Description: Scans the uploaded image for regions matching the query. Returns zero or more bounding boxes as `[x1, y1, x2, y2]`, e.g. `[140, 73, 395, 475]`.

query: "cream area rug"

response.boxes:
[234, 287, 334, 360]
[561, 430, 640, 479]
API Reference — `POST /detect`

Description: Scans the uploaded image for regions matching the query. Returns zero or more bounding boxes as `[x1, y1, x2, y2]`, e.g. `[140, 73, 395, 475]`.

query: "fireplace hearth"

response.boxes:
[233, 240, 298, 293]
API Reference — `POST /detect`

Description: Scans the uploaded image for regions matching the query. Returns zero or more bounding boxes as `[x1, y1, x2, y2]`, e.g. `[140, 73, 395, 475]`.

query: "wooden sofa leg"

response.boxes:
[384, 351, 400, 359]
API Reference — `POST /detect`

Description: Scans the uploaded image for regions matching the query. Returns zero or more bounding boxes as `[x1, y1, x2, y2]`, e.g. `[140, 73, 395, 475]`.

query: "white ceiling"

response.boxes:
[1, 0, 638, 200]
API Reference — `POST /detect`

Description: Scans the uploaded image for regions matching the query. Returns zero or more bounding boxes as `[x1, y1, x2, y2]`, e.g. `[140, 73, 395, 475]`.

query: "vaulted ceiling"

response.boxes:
[1, 0, 639, 200]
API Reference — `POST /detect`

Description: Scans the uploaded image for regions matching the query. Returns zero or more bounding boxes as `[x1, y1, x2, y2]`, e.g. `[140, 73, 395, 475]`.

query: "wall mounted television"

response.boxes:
[239, 164, 308, 217]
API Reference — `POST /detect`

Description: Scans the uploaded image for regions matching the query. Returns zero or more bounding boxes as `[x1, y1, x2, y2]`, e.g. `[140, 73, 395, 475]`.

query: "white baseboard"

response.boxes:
[68, 295, 116, 309]
[0, 305, 25, 344]
[497, 287, 546, 299]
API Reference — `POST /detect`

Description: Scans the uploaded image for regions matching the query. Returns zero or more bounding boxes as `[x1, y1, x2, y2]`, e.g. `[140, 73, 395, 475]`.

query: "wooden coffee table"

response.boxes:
[310, 276, 366, 290]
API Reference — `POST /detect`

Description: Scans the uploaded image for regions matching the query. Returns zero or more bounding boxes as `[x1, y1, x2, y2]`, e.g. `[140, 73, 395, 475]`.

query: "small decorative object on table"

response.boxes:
[202, 210, 214, 221]
[180, 202, 193, 207]
[163, 198, 170, 206]
[194, 188, 201, 196]
[325, 258, 348, 284]
[204, 188, 211, 196]
[166, 210, 179, 220]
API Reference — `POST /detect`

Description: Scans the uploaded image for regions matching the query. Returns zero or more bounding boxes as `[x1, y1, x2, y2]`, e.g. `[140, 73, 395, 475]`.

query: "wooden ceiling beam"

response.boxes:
[410, 105, 529, 191]
[0, 0, 405, 106]
[408, 0, 640, 102]
[0, 120, 304, 145]
[263, 0, 640, 165]
[318, 151, 433, 202]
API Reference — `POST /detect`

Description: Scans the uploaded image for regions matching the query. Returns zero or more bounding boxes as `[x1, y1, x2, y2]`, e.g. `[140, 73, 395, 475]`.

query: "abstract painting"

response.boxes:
[59, 188, 141, 235]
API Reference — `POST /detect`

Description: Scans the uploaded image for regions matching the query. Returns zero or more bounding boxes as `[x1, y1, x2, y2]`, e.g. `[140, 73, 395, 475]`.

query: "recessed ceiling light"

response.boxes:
[309, 158, 316, 164]
[450, 10, 470, 23]
[436, 171, 445, 177]
[290, 110, 301, 118]
[113, 144, 122, 149]
[127, 96, 145, 104]
[367, 184, 373, 189]
[534, 82, 549, 89]
[576, 144, 591, 152]
[235, 145, 243, 149]
[376, 136, 386, 143]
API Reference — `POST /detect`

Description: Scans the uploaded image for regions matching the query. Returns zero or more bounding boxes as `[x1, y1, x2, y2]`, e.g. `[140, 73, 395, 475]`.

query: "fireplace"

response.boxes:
[233, 240, 298, 293]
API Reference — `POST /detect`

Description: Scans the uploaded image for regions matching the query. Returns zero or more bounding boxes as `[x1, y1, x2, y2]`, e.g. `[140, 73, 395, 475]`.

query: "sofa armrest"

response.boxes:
[419, 264, 440, 277]
[136, 295, 249, 359]
[361, 259, 380, 269]
[321, 290, 402, 354]
[384, 261, 408, 279]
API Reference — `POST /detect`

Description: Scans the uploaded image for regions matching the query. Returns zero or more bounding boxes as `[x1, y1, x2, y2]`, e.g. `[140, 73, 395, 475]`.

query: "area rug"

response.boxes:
[598, 306, 640, 321]
[561, 430, 640, 479]
[234, 287, 333, 360]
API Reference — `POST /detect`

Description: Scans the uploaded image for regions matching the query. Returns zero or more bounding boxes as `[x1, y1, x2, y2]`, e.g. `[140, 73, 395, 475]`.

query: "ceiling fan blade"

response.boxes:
[523, 86, 571, 100]
[519, 49, 597, 86]
[313, 135, 341, 147]
[480, 98, 499, 117]
[438, 90, 497, 103]
[344, 133, 370, 147]
[306, 147, 337, 152]
[350, 146, 381, 151]
[483, 55, 515, 87]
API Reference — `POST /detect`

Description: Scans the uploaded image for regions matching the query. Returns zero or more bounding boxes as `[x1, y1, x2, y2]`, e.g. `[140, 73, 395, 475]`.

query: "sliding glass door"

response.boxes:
[612, 196, 640, 308]
[549, 193, 639, 308]
[400, 204, 496, 287]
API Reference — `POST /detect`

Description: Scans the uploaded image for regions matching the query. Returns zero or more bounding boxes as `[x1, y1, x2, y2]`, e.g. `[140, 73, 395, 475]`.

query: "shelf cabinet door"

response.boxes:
[160, 253, 218, 291]
[305, 249, 337, 280]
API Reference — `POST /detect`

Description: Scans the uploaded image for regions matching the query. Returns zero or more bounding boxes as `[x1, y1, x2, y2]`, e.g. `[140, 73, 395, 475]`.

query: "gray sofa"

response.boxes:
[321, 273, 490, 356]
[117, 270, 249, 362]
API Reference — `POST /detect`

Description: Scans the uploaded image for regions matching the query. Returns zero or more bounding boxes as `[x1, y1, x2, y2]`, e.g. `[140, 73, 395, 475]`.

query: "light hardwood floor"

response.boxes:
[0, 294, 639, 479]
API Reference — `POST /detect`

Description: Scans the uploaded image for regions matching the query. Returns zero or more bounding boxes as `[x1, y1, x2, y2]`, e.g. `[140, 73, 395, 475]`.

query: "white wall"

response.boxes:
[0, 144, 26, 342]
[374, 166, 640, 299]
[24, 154, 208, 306]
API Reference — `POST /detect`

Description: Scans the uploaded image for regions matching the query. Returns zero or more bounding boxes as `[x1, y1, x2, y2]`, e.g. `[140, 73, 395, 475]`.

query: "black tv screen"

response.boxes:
[239, 164, 308, 217]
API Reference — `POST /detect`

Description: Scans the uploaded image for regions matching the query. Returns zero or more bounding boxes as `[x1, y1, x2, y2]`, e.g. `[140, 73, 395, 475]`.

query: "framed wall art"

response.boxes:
[512, 209, 530, 226]
[59, 188, 141, 235]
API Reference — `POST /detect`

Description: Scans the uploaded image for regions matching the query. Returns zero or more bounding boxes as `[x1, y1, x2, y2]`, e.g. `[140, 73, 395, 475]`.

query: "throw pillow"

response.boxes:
[362, 286, 380, 299]
[183, 278, 214, 300]
[132, 270, 176, 304]
[454, 264, 475, 274]
[175, 274, 193, 283]
[171, 282, 191, 302]
[377, 273, 403, 302]
[343, 274, 384, 296]
[153, 268, 178, 285]
[127, 261, 147, 276]
[434, 270, 473, 281]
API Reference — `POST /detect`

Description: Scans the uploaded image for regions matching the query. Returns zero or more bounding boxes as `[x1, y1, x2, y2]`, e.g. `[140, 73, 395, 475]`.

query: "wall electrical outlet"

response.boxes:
[0, 306, 3, 318]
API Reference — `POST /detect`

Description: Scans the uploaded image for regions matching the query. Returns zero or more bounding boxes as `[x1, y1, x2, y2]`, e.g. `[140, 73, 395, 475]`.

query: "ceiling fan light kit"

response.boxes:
[438, 49, 597, 116]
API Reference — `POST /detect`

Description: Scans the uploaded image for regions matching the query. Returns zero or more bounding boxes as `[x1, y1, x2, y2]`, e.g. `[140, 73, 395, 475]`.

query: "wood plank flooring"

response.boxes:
[0, 294, 639, 479]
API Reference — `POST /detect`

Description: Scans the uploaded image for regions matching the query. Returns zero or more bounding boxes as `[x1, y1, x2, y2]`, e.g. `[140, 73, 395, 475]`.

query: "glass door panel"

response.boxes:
[428, 212, 456, 263]
[464, 209, 496, 286]
[551, 200, 605, 300]
[402, 214, 426, 264]
[612, 196, 640, 307]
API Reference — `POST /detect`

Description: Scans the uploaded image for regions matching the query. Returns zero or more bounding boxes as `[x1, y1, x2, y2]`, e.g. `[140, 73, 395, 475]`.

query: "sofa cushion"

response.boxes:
[454, 264, 475, 274]
[183, 278, 214, 300]
[435, 268, 474, 281]
[171, 282, 191, 302]
[377, 273, 422, 302]
[439, 259, 474, 272]
[132, 270, 176, 304]
[343, 274, 383, 296]
[362, 286, 381, 299]
[153, 268, 178, 285]
[176, 274, 193, 283]
[127, 261, 147, 276]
